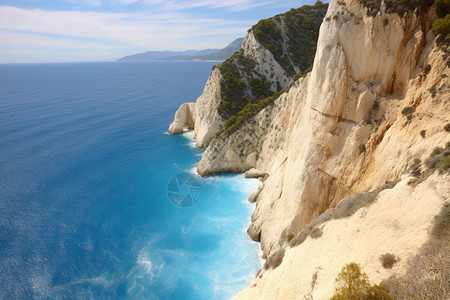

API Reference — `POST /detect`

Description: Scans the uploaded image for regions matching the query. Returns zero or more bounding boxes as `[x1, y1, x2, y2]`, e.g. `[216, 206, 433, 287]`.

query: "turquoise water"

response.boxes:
[0, 61, 261, 299]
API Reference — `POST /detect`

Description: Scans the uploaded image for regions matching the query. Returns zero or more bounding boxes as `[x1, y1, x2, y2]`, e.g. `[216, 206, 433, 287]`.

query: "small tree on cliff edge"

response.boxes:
[331, 263, 393, 300]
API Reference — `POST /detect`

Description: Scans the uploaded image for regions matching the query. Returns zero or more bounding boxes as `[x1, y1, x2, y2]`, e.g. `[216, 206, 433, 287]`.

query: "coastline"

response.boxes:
[173, 131, 264, 297]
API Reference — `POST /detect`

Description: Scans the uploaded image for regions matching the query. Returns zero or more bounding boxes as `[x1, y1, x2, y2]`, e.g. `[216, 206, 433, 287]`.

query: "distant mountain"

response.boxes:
[194, 38, 244, 61]
[118, 38, 244, 62]
[118, 49, 219, 61]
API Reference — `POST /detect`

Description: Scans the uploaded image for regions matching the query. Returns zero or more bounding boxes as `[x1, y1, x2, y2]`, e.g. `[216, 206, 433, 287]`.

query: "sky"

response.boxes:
[0, 0, 321, 63]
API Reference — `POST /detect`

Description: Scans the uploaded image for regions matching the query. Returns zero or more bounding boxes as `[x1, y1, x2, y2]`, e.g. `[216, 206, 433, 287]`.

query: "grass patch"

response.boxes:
[383, 204, 450, 299]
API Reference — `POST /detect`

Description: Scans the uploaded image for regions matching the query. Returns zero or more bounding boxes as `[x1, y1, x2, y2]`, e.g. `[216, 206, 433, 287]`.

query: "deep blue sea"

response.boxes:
[0, 61, 261, 299]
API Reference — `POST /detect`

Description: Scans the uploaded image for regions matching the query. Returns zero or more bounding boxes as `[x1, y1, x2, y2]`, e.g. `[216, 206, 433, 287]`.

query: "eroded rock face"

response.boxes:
[197, 0, 448, 261]
[234, 173, 449, 299]
[168, 102, 196, 134]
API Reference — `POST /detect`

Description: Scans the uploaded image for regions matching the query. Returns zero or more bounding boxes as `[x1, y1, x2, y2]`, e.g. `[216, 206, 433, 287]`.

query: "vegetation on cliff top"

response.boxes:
[432, 0, 450, 35]
[359, 0, 434, 17]
[251, 1, 328, 77]
[216, 1, 328, 133]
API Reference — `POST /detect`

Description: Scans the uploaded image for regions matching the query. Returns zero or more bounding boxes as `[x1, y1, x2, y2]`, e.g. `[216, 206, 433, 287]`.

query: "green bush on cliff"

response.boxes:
[249, 78, 272, 99]
[331, 263, 393, 300]
[433, 14, 450, 35]
[223, 90, 284, 134]
[217, 51, 253, 118]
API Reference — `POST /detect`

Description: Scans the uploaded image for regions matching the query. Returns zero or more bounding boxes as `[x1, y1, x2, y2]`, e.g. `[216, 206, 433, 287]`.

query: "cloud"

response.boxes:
[0, 0, 307, 62]
[0, 5, 254, 62]
[66, 0, 104, 7]
[155, 0, 276, 12]
[64, 0, 276, 11]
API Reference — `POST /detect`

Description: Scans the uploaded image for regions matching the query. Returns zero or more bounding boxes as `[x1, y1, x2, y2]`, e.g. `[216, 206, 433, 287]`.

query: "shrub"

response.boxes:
[445, 123, 450, 132]
[420, 129, 426, 138]
[430, 147, 444, 157]
[423, 64, 431, 74]
[222, 90, 284, 134]
[433, 14, 450, 35]
[410, 158, 422, 170]
[331, 263, 393, 300]
[425, 154, 442, 169]
[436, 155, 450, 172]
[401, 106, 415, 116]
[423, 145, 450, 173]
[287, 233, 294, 242]
[380, 253, 397, 269]
[428, 84, 437, 98]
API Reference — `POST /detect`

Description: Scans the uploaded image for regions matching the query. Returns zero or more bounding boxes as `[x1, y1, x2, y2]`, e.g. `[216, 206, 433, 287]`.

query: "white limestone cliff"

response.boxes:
[168, 0, 449, 297]
[191, 68, 223, 147]
[197, 0, 450, 260]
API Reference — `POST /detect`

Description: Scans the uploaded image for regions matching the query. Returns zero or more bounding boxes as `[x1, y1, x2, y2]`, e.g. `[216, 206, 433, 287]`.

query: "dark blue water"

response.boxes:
[0, 62, 261, 299]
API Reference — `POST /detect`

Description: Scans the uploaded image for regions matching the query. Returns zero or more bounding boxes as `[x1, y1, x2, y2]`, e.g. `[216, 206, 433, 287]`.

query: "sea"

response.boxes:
[0, 61, 262, 299]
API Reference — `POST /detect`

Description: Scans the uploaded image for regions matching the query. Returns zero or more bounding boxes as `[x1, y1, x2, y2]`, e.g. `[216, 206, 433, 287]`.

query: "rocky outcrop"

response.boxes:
[168, 102, 196, 134]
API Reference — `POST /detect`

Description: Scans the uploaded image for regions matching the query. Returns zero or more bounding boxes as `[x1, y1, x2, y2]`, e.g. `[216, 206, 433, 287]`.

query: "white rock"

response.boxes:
[168, 102, 196, 134]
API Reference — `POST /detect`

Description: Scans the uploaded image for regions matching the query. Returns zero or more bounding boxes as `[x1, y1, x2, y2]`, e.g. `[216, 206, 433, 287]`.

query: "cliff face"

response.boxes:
[197, 0, 450, 260]
[168, 0, 449, 296]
